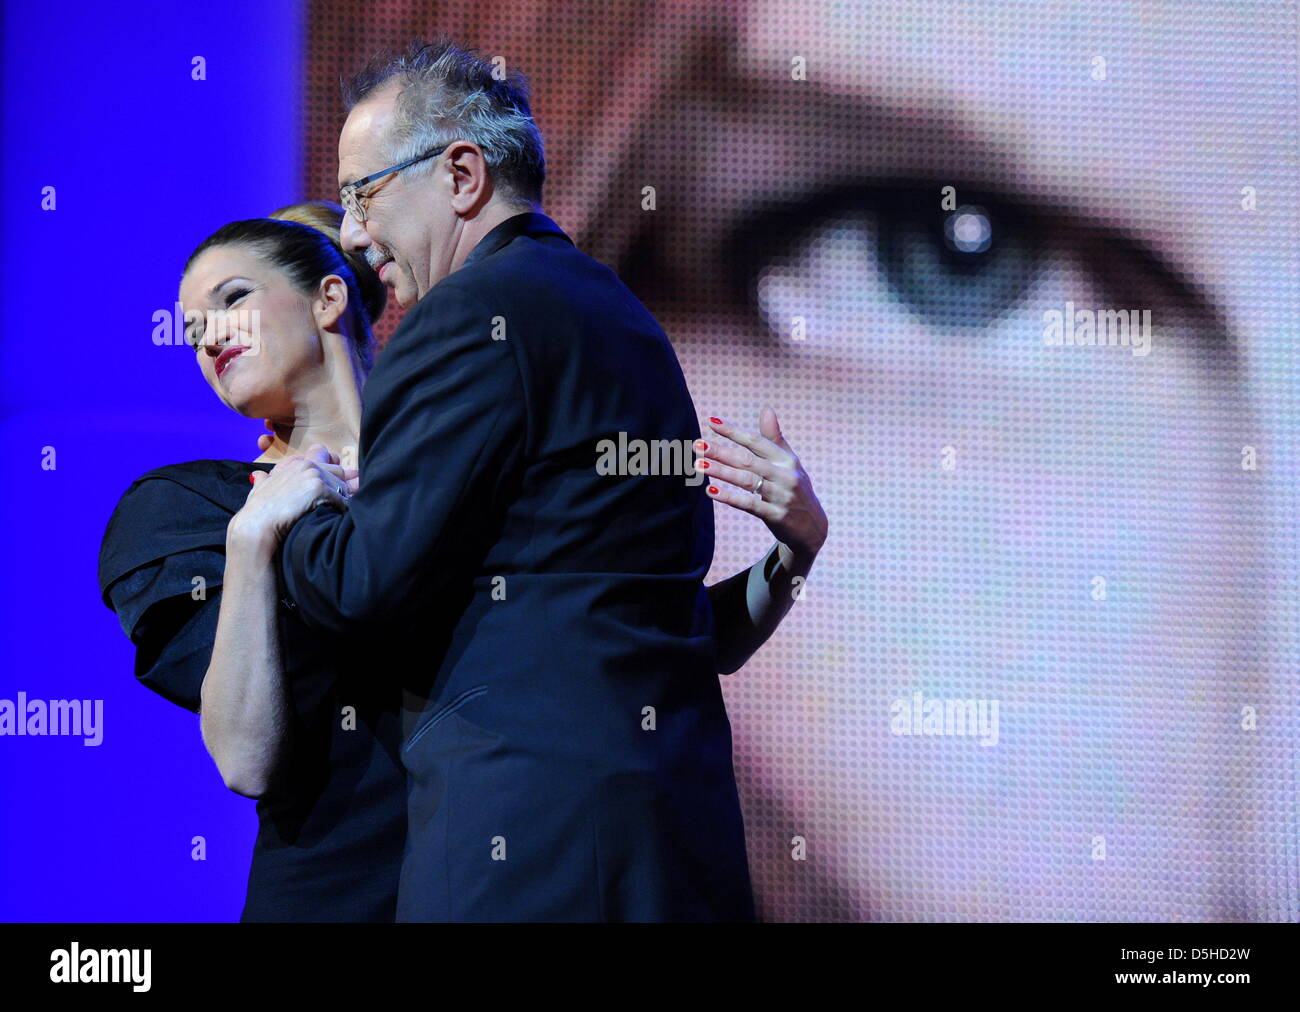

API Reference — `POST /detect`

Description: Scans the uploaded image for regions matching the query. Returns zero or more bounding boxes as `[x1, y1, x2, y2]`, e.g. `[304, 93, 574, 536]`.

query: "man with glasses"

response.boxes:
[273, 38, 757, 922]
[338, 144, 446, 228]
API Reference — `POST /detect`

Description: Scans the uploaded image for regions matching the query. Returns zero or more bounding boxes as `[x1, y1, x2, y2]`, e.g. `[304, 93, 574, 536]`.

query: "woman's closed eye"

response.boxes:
[186, 289, 253, 350]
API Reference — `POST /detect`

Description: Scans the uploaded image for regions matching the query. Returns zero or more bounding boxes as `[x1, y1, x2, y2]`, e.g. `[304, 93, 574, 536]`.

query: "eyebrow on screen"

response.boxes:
[629, 85, 1236, 365]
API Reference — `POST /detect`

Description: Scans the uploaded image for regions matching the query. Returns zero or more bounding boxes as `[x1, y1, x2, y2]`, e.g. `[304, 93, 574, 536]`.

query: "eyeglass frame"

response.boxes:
[338, 143, 449, 223]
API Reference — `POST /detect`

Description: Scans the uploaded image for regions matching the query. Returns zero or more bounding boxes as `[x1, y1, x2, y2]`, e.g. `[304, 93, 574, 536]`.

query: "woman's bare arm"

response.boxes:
[199, 526, 290, 798]
[199, 451, 353, 798]
[701, 409, 828, 674]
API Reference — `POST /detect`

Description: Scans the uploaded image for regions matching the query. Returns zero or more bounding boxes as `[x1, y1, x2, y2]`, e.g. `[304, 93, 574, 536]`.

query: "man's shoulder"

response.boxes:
[460, 220, 613, 292]
[406, 272, 494, 317]
[386, 216, 661, 362]
[391, 243, 604, 345]
[382, 276, 498, 356]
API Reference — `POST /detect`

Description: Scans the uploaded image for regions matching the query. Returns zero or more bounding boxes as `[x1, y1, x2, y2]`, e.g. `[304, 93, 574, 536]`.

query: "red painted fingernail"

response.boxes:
[694, 440, 708, 451]
[709, 416, 723, 425]
[698, 460, 710, 469]
[248, 473, 256, 484]
[707, 486, 719, 495]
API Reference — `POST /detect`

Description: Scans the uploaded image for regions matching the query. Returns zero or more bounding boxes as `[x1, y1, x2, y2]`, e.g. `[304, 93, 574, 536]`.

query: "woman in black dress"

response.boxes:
[98, 202, 827, 921]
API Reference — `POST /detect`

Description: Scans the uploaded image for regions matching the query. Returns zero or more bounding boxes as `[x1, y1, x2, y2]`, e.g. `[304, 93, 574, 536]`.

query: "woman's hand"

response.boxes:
[697, 408, 828, 569]
[229, 444, 357, 551]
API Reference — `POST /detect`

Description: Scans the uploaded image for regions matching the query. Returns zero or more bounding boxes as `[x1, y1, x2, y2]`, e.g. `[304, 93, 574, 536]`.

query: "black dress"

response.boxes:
[97, 459, 406, 922]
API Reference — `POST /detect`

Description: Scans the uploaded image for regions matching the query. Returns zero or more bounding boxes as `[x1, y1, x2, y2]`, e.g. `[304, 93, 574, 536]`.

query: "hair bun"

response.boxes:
[268, 201, 387, 325]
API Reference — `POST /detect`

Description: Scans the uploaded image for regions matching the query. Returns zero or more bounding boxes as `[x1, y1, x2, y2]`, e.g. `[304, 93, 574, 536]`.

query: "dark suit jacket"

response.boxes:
[279, 211, 754, 921]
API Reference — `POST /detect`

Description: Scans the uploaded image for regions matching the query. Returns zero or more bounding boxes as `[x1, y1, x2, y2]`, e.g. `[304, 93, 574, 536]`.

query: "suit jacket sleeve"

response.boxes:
[278, 280, 527, 634]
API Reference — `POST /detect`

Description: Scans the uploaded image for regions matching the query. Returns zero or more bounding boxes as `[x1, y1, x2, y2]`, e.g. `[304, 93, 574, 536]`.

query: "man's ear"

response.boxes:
[314, 274, 349, 329]
[445, 139, 493, 215]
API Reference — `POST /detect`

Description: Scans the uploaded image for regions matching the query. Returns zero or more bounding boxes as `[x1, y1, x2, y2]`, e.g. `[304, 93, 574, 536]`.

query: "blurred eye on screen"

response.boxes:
[726, 182, 1204, 355]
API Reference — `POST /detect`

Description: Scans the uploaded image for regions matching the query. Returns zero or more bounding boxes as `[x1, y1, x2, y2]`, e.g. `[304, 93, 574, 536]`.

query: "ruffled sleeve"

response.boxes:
[98, 466, 240, 713]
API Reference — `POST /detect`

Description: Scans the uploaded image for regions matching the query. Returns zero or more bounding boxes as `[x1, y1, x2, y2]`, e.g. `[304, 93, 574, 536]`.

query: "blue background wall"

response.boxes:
[1, 0, 303, 920]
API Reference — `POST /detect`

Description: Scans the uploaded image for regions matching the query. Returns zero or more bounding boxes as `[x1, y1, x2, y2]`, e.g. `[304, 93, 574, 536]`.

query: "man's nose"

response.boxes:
[340, 209, 369, 253]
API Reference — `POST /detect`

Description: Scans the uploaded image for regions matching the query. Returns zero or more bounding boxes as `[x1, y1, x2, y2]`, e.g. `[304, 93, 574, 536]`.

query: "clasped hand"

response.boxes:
[231, 444, 359, 547]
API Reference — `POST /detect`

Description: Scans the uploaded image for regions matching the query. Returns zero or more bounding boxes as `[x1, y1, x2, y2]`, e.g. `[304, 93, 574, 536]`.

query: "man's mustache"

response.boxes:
[364, 246, 393, 272]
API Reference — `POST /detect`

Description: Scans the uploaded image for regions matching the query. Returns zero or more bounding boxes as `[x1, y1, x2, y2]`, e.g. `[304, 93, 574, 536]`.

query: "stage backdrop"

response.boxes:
[303, 0, 1296, 922]
[1, 0, 1295, 922]
[0, 0, 306, 921]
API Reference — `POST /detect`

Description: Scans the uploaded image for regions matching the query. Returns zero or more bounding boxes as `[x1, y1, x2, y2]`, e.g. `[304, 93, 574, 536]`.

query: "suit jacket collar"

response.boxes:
[462, 211, 572, 268]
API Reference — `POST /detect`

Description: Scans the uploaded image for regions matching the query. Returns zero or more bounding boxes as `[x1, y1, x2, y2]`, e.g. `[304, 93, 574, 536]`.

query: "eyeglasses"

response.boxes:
[338, 144, 449, 224]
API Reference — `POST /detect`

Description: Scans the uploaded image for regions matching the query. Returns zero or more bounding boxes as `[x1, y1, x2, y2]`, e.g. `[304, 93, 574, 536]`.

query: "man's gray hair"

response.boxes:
[343, 37, 545, 206]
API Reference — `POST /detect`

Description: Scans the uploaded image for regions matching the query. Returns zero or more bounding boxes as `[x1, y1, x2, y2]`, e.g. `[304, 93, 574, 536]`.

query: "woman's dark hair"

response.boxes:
[182, 201, 386, 369]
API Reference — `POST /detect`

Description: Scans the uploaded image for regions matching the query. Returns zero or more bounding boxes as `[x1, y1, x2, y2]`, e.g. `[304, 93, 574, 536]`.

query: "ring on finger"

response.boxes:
[753, 476, 765, 499]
